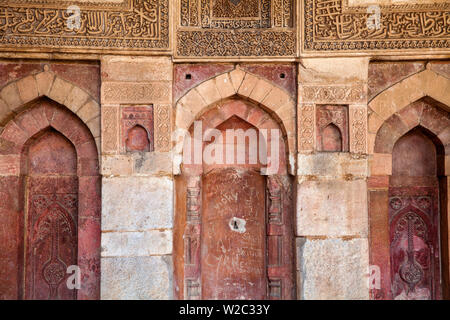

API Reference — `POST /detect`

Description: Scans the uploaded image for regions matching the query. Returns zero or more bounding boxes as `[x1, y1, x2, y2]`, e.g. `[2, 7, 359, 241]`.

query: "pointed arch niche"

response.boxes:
[368, 97, 450, 300]
[0, 97, 100, 300]
[174, 96, 296, 300]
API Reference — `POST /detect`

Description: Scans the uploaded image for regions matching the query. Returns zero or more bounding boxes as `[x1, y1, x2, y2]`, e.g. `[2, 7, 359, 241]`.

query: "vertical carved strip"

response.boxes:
[349, 105, 368, 154]
[154, 104, 171, 152]
[201, 0, 210, 27]
[184, 175, 202, 299]
[267, 175, 282, 224]
[282, 0, 292, 27]
[266, 175, 287, 300]
[189, 0, 199, 26]
[273, 0, 283, 27]
[268, 279, 282, 299]
[298, 103, 315, 152]
[181, 0, 190, 26]
[101, 106, 119, 154]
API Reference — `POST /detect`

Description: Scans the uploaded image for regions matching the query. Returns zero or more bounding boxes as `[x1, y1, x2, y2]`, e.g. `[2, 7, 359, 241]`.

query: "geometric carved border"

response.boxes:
[177, 0, 296, 57]
[0, 0, 169, 53]
[101, 82, 172, 104]
[154, 104, 171, 152]
[349, 105, 367, 154]
[298, 103, 315, 153]
[299, 84, 367, 104]
[303, 0, 450, 53]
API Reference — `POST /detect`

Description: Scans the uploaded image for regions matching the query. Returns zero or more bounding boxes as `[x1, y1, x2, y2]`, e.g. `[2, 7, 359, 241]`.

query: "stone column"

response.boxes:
[296, 57, 370, 299]
[100, 56, 174, 299]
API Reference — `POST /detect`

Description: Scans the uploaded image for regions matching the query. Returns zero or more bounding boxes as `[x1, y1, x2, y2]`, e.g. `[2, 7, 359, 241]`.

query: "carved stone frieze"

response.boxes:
[0, 0, 170, 52]
[176, 0, 296, 57]
[299, 84, 367, 104]
[303, 0, 450, 53]
[101, 81, 171, 104]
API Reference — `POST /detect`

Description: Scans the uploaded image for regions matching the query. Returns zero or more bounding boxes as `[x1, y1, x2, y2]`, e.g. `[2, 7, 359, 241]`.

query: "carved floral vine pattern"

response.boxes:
[298, 104, 315, 152]
[0, 0, 169, 51]
[154, 105, 171, 152]
[350, 106, 367, 154]
[177, 0, 295, 57]
[304, 0, 450, 52]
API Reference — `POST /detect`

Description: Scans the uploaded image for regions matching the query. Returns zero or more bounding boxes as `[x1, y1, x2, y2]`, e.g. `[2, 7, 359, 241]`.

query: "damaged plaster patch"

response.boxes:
[229, 217, 246, 233]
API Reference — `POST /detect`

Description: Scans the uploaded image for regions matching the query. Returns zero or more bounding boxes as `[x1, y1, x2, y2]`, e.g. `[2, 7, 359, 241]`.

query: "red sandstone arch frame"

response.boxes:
[173, 68, 297, 299]
[0, 72, 100, 300]
[367, 68, 450, 300]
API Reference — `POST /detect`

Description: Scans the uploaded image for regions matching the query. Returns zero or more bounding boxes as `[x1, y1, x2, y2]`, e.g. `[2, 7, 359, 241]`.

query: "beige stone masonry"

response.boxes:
[16, 75, 38, 104]
[0, 70, 100, 151]
[35, 70, 55, 96]
[1, 82, 23, 112]
[101, 155, 133, 176]
[215, 73, 235, 100]
[368, 69, 450, 153]
[101, 56, 173, 82]
[66, 86, 91, 114]
[196, 78, 221, 106]
[229, 68, 246, 92]
[48, 77, 74, 105]
[369, 153, 392, 176]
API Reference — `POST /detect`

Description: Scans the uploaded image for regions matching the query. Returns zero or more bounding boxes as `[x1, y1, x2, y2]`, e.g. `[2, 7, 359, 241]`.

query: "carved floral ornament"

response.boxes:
[302, 0, 450, 54]
[0, 0, 170, 52]
[0, 0, 449, 54]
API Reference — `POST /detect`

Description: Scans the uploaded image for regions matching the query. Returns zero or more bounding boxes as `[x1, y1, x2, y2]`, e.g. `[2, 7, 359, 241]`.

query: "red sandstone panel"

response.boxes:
[240, 64, 296, 97]
[316, 105, 348, 152]
[174, 64, 234, 102]
[121, 106, 154, 153]
[0, 176, 21, 299]
[389, 187, 441, 300]
[368, 62, 425, 101]
[24, 131, 78, 300]
[0, 62, 100, 100]
[201, 168, 266, 299]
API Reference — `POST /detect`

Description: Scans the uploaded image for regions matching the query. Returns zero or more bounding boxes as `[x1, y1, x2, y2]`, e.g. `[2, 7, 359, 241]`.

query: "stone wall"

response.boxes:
[296, 58, 370, 299]
[100, 56, 174, 300]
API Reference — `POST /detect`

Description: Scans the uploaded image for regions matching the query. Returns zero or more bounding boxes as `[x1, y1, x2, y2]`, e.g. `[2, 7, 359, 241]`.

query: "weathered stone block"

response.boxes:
[1, 83, 22, 112]
[369, 153, 392, 176]
[297, 238, 369, 300]
[132, 152, 172, 175]
[16, 75, 38, 103]
[101, 56, 172, 82]
[102, 176, 173, 231]
[296, 179, 368, 237]
[101, 155, 133, 176]
[35, 71, 55, 96]
[102, 230, 172, 257]
[101, 256, 172, 300]
[297, 153, 368, 178]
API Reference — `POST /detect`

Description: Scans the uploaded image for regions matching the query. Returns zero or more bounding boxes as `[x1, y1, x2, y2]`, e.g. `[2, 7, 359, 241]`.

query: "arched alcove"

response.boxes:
[174, 98, 295, 300]
[22, 129, 78, 300]
[126, 125, 151, 152]
[321, 123, 343, 152]
[389, 127, 445, 300]
[0, 98, 100, 300]
[369, 96, 450, 300]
